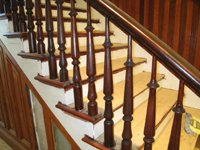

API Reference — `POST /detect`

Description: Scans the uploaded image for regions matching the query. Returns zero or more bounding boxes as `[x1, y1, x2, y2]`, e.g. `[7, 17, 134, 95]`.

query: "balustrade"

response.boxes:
[168, 80, 185, 150]
[10, 0, 19, 32]
[25, 0, 36, 53]
[45, 0, 58, 79]
[143, 56, 159, 150]
[18, 0, 27, 32]
[35, 0, 45, 54]
[56, 0, 69, 82]
[85, 1, 98, 116]
[121, 35, 135, 150]
[11, 0, 19, 32]
[69, 0, 83, 110]
[103, 16, 115, 148]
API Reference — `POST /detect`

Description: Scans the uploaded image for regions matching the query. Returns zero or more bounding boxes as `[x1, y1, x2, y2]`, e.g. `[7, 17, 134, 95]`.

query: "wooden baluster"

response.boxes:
[69, 0, 83, 110]
[11, 0, 19, 32]
[168, 80, 185, 150]
[34, 0, 45, 54]
[103, 16, 115, 148]
[18, 0, 27, 32]
[0, 0, 5, 14]
[56, 0, 69, 82]
[121, 35, 135, 150]
[45, 0, 58, 79]
[85, 1, 97, 116]
[143, 55, 159, 150]
[25, 0, 36, 53]
[3, 0, 11, 13]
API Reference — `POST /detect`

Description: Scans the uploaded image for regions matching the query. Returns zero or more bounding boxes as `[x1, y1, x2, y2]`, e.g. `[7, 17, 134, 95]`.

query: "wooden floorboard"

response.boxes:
[94, 88, 178, 149]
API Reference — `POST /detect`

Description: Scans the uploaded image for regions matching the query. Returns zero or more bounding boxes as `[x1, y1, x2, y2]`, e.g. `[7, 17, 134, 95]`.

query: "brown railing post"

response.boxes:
[56, 0, 69, 82]
[3, 0, 11, 13]
[34, 0, 45, 54]
[168, 80, 185, 150]
[10, 0, 19, 32]
[85, 1, 98, 116]
[121, 35, 135, 150]
[103, 16, 115, 148]
[0, 0, 5, 14]
[18, 0, 27, 32]
[69, 0, 83, 110]
[143, 55, 159, 150]
[25, 0, 36, 53]
[45, 0, 58, 79]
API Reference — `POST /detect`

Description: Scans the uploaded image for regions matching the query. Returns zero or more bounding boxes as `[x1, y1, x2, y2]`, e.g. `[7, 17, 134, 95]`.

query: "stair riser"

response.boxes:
[93, 82, 163, 139]
[63, 63, 145, 105]
[41, 48, 128, 77]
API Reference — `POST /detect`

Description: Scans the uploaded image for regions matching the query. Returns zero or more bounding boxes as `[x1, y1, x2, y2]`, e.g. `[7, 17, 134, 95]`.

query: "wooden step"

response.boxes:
[39, 16, 99, 23]
[153, 106, 200, 150]
[3, 31, 113, 40]
[0, 13, 11, 20]
[56, 72, 165, 123]
[35, 56, 146, 89]
[82, 88, 178, 149]
[41, 3, 86, 12]
[17, 43, 127, 60]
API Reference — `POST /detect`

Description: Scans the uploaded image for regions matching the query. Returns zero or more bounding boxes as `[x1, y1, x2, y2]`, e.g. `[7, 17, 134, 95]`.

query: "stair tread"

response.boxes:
[55, 43, 127, 54]
[68, 57, 146, 82]
[40, 16, 99, 23]
[69, 72, 165, 117]
[94, 88, 178, 149]
[153, 106, 200, 150]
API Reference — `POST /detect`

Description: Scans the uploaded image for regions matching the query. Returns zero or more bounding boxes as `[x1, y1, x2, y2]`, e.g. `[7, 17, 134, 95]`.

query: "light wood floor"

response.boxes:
[0, 138, 12, 150]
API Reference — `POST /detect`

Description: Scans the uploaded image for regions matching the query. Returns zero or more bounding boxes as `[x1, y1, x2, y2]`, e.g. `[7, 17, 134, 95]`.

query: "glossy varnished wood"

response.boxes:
[34, 0, 45, 54]
[10, 0, 19, 32]
[0, 41, 37, 150]
[168, 80, 185, 150]
[143, 56, 159, 150]
[88, 0, 200, 96]
[3, 0, 11, 13]
[111, 0, 200, 71]
[25, 0, 36, 53]
[45, 0, 58, 79]
[56, 0, 69, 82]
[0, 40, 80, 150]
[103, 16, 115, 148]
[0, 0, 4, 14]
[85, 1, 98, 116]
[121, 35, 135, 150]
[69, 0, 83, 110]
[18, 0, 27, 32]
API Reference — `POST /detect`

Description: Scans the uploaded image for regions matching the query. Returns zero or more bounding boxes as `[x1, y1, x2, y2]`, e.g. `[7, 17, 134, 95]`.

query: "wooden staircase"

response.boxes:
[0, 0, 200, 149]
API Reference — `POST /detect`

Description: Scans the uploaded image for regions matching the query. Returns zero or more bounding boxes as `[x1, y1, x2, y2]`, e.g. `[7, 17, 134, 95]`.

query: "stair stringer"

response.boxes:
[0, 18, 99, 150]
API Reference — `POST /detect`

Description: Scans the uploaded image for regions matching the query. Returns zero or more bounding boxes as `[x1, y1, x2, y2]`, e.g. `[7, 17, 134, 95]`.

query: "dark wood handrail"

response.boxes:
[87, 0, 200, 96]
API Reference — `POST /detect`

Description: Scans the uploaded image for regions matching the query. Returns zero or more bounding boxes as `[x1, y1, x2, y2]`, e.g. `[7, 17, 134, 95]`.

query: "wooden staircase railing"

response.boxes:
[1, 0, 200, 149]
